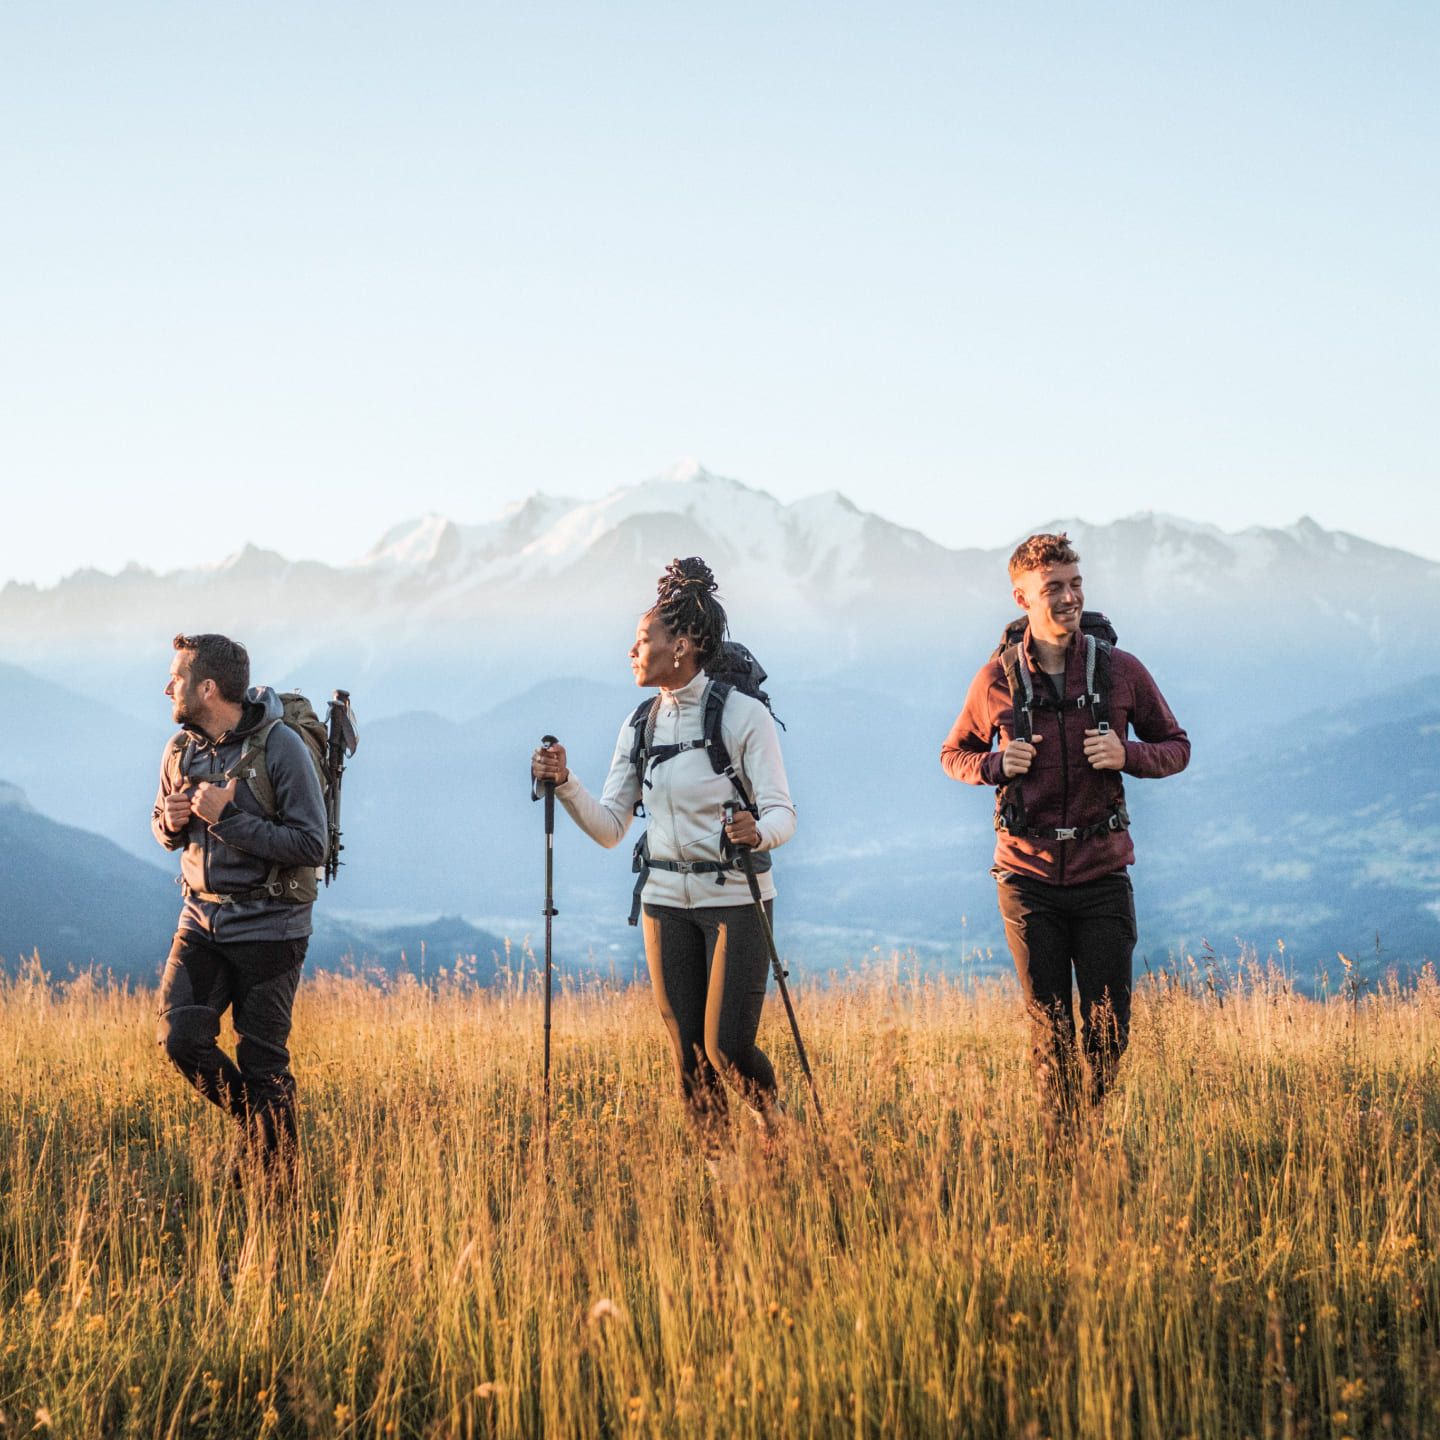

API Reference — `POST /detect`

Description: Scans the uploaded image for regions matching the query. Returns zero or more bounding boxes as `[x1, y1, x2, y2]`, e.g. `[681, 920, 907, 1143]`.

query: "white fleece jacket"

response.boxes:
[555, 671, 797, 909]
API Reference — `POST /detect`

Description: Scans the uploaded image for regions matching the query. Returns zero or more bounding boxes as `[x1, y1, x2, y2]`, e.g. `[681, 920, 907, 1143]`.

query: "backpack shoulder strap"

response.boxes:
[1088, 636, 1114, 728]
[702, 680, 734, 773]
[702, 681, 756, 811]
[225, 717, 284, 817]
[1000, 643, 1033, 742]
[628, 696, 661, 816]
[164, 732, 192, 792]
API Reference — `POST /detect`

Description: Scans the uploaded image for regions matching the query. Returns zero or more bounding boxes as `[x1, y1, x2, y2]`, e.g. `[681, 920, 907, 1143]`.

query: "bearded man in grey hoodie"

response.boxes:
[152, 633, 326, 1180]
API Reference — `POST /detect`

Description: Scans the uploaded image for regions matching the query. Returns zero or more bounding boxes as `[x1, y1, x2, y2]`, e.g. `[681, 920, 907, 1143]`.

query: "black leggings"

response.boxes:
[641, 901, 777, 1122]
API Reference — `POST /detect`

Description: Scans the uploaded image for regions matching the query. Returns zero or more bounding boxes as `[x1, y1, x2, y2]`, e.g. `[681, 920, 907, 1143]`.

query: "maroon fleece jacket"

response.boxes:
[941, 629, 1190, 885]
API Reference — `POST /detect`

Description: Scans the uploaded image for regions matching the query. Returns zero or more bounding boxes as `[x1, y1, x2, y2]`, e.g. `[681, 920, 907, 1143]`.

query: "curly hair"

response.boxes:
[650, 557, 728, 664]
[1008, 532, 1080, 581]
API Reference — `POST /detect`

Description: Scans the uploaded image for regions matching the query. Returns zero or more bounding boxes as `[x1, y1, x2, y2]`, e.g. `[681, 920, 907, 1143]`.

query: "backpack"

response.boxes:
[623, 641, 779, 924]
[991, 613, 1129, 842]
[165, 689, 332, 906]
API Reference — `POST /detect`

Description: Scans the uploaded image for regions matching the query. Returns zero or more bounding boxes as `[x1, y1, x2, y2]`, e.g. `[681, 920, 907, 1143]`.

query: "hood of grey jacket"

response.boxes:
[154, 686, 328, 943]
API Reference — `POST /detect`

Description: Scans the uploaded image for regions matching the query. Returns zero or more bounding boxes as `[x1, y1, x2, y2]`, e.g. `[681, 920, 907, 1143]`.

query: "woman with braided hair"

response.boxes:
[530, 557, 797, 1150]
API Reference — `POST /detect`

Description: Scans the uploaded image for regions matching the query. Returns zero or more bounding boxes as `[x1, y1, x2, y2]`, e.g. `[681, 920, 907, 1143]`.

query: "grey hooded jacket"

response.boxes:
[151, 687, 327, 942]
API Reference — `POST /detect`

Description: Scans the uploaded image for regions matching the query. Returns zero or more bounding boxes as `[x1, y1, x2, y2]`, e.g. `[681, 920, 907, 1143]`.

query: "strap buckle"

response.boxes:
[1053, 826, 1079, 841]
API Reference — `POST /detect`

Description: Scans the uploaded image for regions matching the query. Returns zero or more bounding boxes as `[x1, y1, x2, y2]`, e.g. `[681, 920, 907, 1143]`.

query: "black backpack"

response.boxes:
[992, 612, 1129, 842]
[624, 641, 779, 924]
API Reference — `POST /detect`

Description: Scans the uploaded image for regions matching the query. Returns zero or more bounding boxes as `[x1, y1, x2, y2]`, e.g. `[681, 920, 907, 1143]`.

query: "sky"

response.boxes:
[1, 1, 1436, 586]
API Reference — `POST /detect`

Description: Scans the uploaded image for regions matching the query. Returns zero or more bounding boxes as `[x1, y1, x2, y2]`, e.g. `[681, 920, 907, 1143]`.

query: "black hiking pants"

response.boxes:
[641, 901, 777, 1130]
[157, 931, 307, 1171]
[995, 870, 1136, 1119]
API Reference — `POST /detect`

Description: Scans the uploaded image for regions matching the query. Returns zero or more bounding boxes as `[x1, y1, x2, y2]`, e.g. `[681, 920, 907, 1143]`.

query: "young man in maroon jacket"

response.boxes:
[941, 533, 1190, 1130]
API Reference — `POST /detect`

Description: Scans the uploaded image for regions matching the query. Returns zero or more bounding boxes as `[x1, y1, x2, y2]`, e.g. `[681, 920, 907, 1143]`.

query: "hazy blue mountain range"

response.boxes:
[1, 463, 1436, 980]
[0, 779, 177, 972]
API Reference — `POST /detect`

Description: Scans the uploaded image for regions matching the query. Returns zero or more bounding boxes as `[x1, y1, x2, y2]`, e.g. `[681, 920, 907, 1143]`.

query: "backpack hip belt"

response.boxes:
[628, 832, 771, 926]
[180, 863, 310, 907]
[995, 801, 1130, 843]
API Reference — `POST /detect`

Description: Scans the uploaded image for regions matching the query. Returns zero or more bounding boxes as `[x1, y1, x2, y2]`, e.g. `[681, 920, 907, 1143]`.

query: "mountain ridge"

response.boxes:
[3, 461, 1439, 741]
[8, 462, 1430, 596]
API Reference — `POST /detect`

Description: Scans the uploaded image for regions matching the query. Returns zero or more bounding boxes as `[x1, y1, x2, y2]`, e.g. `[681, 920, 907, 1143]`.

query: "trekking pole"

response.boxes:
[724, 803, 824, 1126]
[533, 736, 560, 1164]
[323, 690, 359, 886]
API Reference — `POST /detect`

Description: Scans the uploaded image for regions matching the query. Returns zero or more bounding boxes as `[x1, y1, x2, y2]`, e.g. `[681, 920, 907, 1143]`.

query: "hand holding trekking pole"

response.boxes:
[531, 741, 569, 788]
[722, 806, 760, 849]
[724, 801, 825, 1127]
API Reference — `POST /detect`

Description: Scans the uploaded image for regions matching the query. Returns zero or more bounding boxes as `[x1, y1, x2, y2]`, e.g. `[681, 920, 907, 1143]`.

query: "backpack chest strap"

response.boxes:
[1027, 691, 1099, 713]
[640, 737, 711, 778]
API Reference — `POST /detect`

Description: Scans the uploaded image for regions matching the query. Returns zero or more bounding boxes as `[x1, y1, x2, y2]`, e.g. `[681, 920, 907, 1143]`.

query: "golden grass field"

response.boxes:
[1, 953, 1437, 1439]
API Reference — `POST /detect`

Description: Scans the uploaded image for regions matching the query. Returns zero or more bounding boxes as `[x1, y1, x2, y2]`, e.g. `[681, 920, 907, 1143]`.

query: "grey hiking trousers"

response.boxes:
[157, 930, 306, 1169]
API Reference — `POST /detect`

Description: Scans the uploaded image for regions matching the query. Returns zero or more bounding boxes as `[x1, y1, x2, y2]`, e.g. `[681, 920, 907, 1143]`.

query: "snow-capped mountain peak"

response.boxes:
[659, 456, 709, 484]
[364, 514, 459, 569]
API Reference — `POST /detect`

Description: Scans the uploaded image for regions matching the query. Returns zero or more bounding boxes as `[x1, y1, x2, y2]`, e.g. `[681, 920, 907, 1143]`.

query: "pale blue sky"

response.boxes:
[1, 1, 1435, 584]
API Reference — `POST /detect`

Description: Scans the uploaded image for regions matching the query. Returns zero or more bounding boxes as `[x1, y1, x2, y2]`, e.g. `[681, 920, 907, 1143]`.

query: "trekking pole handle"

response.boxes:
[533, 734, 560, 802]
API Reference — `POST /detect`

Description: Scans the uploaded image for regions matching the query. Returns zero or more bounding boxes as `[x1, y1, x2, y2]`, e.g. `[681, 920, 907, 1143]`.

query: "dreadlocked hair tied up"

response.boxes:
[653, 557, 728, 665]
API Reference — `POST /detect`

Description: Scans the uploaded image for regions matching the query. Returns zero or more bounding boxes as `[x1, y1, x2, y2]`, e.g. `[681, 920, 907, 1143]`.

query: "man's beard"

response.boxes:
[172, 698, 200, 727]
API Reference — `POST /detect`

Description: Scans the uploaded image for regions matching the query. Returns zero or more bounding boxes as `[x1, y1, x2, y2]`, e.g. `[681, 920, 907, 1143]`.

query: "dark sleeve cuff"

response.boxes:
[208, 803, 244, 834]
[981, 752, 1007, 786]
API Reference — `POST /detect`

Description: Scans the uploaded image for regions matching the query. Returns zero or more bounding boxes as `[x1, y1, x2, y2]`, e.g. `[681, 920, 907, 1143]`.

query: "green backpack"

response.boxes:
[165, 691, 330, 905]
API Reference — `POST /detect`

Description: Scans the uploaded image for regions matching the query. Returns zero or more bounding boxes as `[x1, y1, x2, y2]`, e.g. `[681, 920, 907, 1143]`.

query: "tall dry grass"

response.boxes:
[1, 954, 1437, 1438]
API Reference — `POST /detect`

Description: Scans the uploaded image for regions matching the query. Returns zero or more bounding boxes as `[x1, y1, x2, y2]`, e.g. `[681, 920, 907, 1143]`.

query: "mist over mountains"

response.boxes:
[2, 461, 1437, 981]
